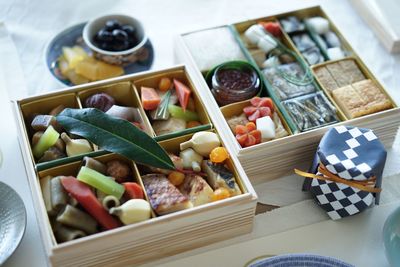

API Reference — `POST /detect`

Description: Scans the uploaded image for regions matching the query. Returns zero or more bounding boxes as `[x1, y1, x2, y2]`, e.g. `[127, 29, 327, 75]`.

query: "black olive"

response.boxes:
[112, 29, 128, 42]
[127, 36, 138, 47]
[105, 19, 121, 31]
[95, 29, 113, 42]
[111, 40, 130, 51]
[99, 42, 113, 51]
[121, 25, 135, 36]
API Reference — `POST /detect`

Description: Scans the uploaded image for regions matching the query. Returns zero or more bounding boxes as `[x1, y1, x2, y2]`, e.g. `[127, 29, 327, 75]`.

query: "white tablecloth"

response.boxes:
[1, 0, 400, 266]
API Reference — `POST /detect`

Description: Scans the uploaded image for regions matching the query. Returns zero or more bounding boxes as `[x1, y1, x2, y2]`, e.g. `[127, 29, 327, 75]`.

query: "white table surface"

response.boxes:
[1, 0, 400, 266]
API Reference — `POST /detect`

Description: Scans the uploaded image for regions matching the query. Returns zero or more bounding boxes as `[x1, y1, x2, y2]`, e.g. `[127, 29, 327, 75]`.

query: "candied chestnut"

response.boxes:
[85, 93, 115, 112]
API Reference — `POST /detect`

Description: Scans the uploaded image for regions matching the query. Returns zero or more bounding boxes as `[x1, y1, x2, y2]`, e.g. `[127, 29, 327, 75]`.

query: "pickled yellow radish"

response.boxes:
[72, 46, 89, 58]
[75, 59, 124, 81]
[62, 47, 84, 69]
[33, 126, 60, 158]
[96, 60, 124, 80]
[58, 55, 69, 77]
[75, 59, 97, 81]
[65, 69, 90, 85]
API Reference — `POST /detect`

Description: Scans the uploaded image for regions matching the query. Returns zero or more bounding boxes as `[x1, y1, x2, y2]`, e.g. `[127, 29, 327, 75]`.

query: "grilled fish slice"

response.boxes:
[179, 174, 213, 207]
[142, 174, 192, 215]
[146, 154, 184, 175]
[201, 160, 241, 196]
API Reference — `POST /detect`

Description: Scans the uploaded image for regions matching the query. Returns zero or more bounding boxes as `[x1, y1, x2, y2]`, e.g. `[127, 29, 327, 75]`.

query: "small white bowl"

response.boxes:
[83, 14, 148, 66]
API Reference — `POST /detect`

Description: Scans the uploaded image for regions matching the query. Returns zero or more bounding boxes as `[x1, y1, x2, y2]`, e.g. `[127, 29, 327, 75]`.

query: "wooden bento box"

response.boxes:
[174, 6, 400, 184]
[12, 65, 256, 266]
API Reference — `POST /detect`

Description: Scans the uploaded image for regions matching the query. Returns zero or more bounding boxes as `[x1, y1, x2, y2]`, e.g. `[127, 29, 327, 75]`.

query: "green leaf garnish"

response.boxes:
[56, 108, 174, 170]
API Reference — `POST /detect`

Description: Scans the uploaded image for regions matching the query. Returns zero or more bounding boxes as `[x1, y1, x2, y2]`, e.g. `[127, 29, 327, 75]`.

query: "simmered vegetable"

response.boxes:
[141, 87, 161, 110]
[180, 148, 203, 172]
[56, 204, 98, 234]
[235, 122, 261, 147]
[109, 199, 151, 225]
[158, 77, 172, 92]
[180, 131, 220, 157]
[123, 182, 144, 199]
[60, 176, 121, 230]
[77, 166, 125, 199]
[61, 133, 93, 157]
[168, 105, 199, 122]
[173, 79, 191, 111]
[32, 126, 60, 158]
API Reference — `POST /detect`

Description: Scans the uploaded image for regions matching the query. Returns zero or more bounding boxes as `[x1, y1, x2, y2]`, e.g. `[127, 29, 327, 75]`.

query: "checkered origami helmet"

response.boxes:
[304, 125, 386, 220]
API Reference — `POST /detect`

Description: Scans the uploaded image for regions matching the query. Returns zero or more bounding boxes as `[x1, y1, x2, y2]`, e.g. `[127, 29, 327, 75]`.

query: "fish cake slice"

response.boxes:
[142, 174, 192, 215]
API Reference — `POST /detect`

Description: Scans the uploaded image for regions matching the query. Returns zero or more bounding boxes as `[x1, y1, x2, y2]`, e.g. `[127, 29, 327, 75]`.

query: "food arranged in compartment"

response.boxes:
[138, 131, 242, 215]
[182, 26, 247, 72]
[263, 61, 317, 100]
[176, 8, 397, 149]
[210, 61, 262, 106]
[332, 80, 392, 119]
[290, 32, 325, 65]
[280, 15, 347, 64]
[241, 20, 340, 132]
[313, 58, 365, 92]
[222, 97, 289, 148]
[79, 81, 152, 134]
[240, 20, 317, 101]
[134, 73, 211, 138]
[313, 58, 393, 119]
[22, 95, 94, 163]
[282, 91, 338, 131]
[39, 155, 151, 243]
[58, 45, 124, 85]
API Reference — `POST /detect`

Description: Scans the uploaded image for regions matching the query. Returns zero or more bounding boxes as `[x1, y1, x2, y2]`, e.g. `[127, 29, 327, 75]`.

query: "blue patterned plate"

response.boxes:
[45, 22, 154, 86]
[246, 254, 354, 267]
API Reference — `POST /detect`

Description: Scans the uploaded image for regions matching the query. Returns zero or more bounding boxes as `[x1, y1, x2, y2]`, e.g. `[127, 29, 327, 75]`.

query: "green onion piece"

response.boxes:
[77, 166, 125, 199]
[33, 125, 60, 158]
[168, 105, 199, 122]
